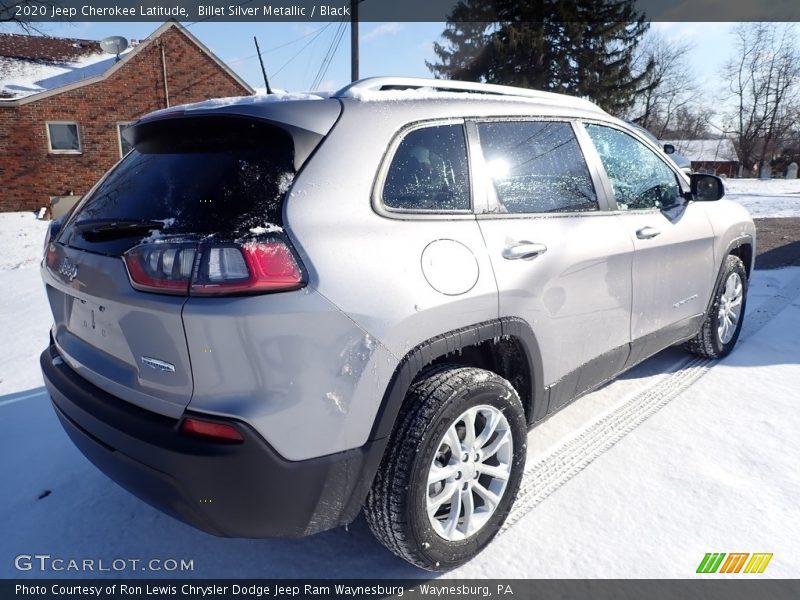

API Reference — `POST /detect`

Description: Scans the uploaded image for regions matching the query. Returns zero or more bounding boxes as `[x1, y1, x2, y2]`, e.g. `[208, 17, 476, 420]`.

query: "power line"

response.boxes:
[309, 19, 344, 89]
[137, 20, 343, 98]
[156, 25, 334, 98]
[310, 18, 348, 90]
[260, 24, 334, 56]
[271, 22, 334, 79]
[204, 24, 334, 70]
[299, 23, 326, 85]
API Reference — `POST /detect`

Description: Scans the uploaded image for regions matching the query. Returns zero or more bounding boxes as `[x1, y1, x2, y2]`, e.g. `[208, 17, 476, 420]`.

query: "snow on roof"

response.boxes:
[0, 23, 253, 103]
[662, 139, 739, 163]
[338, 80, 604, 113]
[0, 51, 132, 100]
[147, 91, 327, 115]
[0, 31, 136, 100]
[186, 91, 325, 109]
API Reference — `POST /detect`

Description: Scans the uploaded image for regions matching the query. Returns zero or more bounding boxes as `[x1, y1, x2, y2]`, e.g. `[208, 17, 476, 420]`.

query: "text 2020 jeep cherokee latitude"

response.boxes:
[40, 77, 755, 570]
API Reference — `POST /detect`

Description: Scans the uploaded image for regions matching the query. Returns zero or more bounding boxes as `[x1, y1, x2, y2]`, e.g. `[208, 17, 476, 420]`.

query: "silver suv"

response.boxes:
[40, 78, 755, 571]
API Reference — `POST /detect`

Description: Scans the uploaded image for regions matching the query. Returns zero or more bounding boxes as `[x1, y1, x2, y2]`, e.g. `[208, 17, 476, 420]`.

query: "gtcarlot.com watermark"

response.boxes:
[14, 554, 194, 573]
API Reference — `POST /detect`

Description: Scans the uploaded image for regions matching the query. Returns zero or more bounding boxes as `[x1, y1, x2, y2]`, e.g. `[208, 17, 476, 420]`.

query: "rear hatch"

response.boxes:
[43, 103, 340, 418]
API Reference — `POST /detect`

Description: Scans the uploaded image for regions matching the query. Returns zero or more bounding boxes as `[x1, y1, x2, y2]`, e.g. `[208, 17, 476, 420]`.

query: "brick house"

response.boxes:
[0, 22, 254, 212]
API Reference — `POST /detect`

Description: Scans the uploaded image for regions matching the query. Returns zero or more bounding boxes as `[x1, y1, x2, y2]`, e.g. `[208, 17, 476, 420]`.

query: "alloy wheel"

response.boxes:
[426, 405, 513, 541]
[717, 272, 743, 344]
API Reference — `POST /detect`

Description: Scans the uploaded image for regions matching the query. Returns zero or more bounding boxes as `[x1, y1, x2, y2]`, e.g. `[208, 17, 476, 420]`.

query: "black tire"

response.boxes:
[363, 365, 527, 571]
[686, 255, 748, 359]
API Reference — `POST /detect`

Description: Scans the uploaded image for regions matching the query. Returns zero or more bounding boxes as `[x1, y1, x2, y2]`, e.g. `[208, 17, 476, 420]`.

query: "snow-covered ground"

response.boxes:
[725, 178, 800, 218]
[1, 211, 798, 579]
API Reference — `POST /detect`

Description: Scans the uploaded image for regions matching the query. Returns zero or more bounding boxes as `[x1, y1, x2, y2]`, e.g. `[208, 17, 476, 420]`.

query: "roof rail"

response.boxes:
[334, 76, 602, 111]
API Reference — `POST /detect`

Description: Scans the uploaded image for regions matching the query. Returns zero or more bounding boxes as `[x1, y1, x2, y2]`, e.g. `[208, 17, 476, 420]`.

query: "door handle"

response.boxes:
[636, 226, 661, 240]
[502, 242, 548, 260]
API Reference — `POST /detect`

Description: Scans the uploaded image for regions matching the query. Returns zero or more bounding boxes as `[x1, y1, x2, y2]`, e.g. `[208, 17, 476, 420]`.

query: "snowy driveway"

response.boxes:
[1, 213, 798, 579]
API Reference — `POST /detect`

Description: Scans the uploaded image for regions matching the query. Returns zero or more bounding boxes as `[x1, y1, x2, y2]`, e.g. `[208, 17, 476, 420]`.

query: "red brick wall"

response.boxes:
[0, 26, 251, 212]
[692, 161, 738, 178]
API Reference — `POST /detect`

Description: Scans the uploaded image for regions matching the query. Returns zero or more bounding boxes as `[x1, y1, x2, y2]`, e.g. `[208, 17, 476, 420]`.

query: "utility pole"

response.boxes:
[350, 0, 359, 82]
[253, 36, 273, 94]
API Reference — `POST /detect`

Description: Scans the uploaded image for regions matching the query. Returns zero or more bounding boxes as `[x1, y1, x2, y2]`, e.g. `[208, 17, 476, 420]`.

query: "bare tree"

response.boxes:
[628, 31, 698, 137]
[723, 23, 800, 176]
[665, 106, 715, 139]
[0, 1, 52, 34]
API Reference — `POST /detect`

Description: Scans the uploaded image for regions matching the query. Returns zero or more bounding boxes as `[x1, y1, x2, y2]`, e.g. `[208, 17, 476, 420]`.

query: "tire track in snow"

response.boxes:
[501, 269, 800, 534]
[0, 390, 47, 408]
[739, 270, 800, 343]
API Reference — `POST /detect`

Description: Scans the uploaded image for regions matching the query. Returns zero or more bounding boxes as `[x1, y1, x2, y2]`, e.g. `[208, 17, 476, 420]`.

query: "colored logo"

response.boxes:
[696, 553, 773, 574]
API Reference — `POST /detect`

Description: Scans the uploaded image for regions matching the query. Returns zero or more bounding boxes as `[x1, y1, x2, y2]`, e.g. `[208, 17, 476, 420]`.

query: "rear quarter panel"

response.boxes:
[183, 289, 395, 461]
[284, 100, 502, 360]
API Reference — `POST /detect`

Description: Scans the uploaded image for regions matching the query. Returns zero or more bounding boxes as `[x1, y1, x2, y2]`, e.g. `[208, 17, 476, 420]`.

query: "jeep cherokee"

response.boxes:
[40, 77, 755, 570]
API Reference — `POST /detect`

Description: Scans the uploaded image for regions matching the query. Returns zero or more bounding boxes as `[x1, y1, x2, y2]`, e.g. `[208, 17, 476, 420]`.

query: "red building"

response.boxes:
[662, 139, 740, 178]
[0, 22, 254, 212]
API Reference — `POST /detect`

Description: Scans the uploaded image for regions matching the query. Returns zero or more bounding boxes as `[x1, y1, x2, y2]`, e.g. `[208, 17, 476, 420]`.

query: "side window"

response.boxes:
[476, 120, 598, 213]
[382, 124, 470, 212]
[585, 124, 681, 211]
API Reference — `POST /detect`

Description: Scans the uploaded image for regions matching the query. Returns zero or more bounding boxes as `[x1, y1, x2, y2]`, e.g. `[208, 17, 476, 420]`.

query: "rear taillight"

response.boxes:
[123, 239, 304, 296]
[45, 243, 59, 270]
[180, 418, 244, 443]
[123, 243, 196, 294]
[191, 242, 302, 295]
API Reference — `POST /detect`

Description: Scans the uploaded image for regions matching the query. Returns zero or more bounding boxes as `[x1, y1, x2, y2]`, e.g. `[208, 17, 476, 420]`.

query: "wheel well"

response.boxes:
[730, 242, 753, 277]
[428, 336, 534, 423]
[369, 319, 543, 441]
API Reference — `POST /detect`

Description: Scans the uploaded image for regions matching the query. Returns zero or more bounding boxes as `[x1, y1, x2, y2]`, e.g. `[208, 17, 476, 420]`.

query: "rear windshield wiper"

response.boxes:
[73, 219, 167, 240]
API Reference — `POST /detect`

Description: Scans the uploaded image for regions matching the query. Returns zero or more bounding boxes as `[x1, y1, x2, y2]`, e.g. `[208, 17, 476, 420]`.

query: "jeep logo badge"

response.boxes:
[57, 257, 78, 281]
[141, 356, 176, 373]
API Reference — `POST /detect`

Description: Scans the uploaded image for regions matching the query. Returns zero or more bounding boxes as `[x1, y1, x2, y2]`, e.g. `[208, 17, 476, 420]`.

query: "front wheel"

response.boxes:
[686, 255, 748, 359]
[363, 366, 527, 571]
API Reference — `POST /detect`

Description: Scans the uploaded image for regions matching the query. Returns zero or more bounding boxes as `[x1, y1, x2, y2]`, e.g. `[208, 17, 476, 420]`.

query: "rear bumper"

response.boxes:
[40, 344, 384, 538]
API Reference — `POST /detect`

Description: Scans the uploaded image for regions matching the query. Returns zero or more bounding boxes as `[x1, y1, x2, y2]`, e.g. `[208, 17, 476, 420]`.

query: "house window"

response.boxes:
[117, 122, 134, 157]
[47, 122, 81, 154]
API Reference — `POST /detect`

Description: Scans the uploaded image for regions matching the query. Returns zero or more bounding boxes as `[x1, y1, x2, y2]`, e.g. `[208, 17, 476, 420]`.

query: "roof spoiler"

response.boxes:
[124, 98, 342, 171]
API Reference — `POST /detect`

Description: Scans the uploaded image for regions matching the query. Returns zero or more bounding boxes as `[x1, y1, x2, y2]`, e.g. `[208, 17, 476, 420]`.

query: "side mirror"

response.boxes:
[690, 173, 725, 201]
[663, 144, 676, 155]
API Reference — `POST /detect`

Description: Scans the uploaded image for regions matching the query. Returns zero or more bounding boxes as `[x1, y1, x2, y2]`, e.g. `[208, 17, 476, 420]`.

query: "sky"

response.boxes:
[0, 19, 744, 134]
[1, 20, 444, 93]
[1, 20, 739, 98]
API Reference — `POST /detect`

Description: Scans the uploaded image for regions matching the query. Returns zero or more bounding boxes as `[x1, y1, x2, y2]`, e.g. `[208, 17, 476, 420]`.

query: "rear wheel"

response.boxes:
[364, 365, 526, 571]
[686, 255, 747, 359]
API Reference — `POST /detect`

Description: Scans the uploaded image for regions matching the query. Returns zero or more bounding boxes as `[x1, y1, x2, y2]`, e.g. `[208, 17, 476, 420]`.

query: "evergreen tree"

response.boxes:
[428, 1, 495, 82]
[426, 0, 654, 114]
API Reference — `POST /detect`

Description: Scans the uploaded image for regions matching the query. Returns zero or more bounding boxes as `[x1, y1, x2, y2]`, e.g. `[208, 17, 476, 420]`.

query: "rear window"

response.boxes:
[382, 124, 471, 212]
[60, 117, 295, 252]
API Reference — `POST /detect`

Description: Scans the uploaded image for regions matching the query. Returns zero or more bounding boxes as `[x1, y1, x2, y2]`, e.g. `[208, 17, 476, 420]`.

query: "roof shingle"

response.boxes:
[0, 33, 101, 62]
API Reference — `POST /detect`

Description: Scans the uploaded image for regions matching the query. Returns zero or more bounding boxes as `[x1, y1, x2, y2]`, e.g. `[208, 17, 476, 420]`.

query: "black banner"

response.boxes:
[4, 580, 800, 600]
[2, 0, 800, 23]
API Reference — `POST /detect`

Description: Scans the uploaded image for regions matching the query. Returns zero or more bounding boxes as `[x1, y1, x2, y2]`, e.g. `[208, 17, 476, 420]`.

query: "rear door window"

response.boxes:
[476, 120, 598, 213]
[60, 117, 295, 254]
[382, 123, 471, 212]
